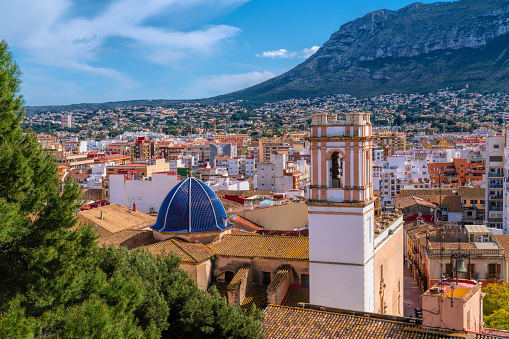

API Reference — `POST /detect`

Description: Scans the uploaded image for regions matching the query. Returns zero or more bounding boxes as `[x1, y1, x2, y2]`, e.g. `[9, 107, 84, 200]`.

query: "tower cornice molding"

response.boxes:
[306, 198, 376, 208]
[310, 184, 373, 190]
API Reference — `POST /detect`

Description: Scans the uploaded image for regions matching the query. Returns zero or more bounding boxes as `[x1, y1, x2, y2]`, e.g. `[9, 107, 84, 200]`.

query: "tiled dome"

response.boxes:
[152, 177, 232, 233]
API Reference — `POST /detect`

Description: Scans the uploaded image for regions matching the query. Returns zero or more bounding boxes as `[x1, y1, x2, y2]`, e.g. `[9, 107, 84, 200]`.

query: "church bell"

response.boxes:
[455, 258, 468, 273]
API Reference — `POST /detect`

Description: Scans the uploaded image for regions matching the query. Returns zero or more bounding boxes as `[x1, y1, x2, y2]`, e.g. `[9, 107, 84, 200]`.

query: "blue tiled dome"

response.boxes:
[152, 177, 232, 233]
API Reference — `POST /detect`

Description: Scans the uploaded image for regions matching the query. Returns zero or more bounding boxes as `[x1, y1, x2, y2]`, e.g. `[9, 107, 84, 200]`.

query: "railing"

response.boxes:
[428, 247, 505, 257]
[489, 196, 503, 200]
[488, 173, 504, 177]
[486, 273, 500, 280]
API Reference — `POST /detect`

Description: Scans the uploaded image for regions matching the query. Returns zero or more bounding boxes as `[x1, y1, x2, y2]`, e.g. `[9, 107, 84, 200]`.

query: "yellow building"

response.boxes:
[375, 131, 406, 155]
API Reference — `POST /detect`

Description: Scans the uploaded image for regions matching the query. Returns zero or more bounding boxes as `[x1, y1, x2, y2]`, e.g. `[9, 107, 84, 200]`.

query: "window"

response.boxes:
[471, 199, 477, 204]
[494, 144, 500, 149]
[445, 263, 452, 278]
[262, 271, 271, 285]
[487, 264, 501, 279]
[301, 274, 309, 288]
[467, 211, 473, 216]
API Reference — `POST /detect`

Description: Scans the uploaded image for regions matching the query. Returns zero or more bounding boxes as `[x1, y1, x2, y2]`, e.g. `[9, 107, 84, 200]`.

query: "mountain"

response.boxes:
[208, 0, 509, 103]
[26, 0, 509, 113]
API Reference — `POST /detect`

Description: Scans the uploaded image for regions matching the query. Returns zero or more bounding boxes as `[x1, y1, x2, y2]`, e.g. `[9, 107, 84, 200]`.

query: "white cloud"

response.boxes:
[186, 71, 275, 99]
[256, 46, 320, 59]
[0, 0, 245, 79]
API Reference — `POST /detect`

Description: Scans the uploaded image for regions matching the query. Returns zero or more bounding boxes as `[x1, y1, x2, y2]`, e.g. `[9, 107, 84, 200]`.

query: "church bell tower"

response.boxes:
[308, 112, 376, 312]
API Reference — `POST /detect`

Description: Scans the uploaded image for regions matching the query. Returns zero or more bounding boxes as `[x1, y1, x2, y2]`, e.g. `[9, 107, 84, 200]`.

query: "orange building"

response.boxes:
[427, 158, 484, 187]
[215, 134, 249, 144]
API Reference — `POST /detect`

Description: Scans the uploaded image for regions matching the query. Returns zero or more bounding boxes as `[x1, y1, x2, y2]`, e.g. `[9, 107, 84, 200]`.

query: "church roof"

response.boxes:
[264, 305, 506, 339]
[152, 177, 232, 233]
[209, 234, 309, 260]
[142, 239, 215, 263]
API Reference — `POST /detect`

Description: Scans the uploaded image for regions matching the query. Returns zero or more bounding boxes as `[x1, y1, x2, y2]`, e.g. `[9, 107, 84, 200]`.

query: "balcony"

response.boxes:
[488, 195, 503, 200]
[488, 172, 504, 177]
[428, 247, 505, 258]
[486, 273, 500, 280]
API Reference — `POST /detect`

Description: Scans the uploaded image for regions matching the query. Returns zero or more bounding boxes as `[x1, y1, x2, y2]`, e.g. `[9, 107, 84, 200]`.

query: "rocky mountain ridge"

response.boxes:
[26, 0, 509, 113]
[208, 0, 509, 103]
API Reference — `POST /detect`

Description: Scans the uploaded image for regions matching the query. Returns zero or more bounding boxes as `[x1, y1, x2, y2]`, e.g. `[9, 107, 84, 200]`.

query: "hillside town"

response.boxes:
[32, 106, 509, 337]
[24, 89, 509, 140]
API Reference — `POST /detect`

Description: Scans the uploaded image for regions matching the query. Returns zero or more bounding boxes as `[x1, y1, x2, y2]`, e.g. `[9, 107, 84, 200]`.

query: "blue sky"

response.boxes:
[1, 0, 455, 106]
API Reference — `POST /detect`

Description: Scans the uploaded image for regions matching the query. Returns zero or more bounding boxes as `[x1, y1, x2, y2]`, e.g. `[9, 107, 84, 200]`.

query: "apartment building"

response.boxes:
[257, 153, 307, 192]
[259, 138, 292, 163]
[227, 157, 246, 176]
[485, 134, 504, 231]
[428, 158, 485, 188]
[214, 134, 249, 144]
[185, 143, 210, 165]
[104, 142, 130, 155]
[373, 156, 431, 208]
[210, 143, 237, 166]
[375, 130, 406, 155]
[246, 140, 261, 163]
[130, 137, 159, 161]
[61, 114, 75, 128]
[245, 157, 256, 177]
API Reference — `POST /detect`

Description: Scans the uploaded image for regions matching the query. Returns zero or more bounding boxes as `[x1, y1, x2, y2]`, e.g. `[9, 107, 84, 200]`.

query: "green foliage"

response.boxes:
[0, 40, 264, 338]
[483, 282, 509, 330]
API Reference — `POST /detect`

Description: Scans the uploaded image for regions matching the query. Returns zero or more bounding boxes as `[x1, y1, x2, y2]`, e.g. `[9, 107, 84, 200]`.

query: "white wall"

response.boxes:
[110, 172, 180, 213]
[309, 203, 375, 312]
[310, 263, 366, 311]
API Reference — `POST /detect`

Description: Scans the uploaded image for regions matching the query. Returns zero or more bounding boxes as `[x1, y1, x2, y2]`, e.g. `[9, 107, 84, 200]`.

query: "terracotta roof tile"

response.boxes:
[494, 235, 509, 259]
[457, 187, 485, 199]
[98, 229, 156, 249]
[400, 188, 456, 197]
[228, 214, 262, 232]
[394, 196, 437, 209]
[241, 284, 267, 311]
[281, 287, 309, 307]
[263, 305, 503, 339]
[267, 265, 291, 292]
[142, 239, 214, 263]
[78, 204, 156, 234]
[209, 234, 308, 260]
[228, 264, 250, 289]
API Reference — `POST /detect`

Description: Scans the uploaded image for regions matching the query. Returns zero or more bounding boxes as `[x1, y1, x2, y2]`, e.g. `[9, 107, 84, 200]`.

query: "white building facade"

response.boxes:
[109, 172, 181, 214]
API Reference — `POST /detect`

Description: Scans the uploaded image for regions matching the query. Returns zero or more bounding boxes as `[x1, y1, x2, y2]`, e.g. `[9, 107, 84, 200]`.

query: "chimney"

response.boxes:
[133, 202, 136, 212]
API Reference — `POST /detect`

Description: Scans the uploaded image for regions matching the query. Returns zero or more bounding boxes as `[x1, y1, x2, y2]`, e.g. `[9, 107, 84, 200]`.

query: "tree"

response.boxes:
[0, 40, 264, 338]
[483, 282, 509, 330]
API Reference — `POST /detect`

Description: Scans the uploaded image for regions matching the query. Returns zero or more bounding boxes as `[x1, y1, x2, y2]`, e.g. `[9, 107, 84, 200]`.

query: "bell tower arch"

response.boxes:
[308, 112, 376, 312]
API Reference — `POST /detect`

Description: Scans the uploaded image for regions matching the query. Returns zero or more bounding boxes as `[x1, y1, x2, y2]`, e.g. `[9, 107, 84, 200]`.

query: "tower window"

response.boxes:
[330, 151, 343, 188]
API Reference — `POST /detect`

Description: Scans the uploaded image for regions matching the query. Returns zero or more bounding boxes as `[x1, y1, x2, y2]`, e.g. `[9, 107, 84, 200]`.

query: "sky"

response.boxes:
[0, 0, 455, 106]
